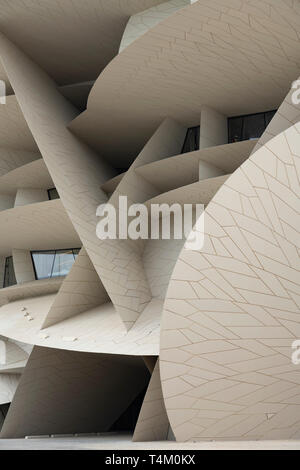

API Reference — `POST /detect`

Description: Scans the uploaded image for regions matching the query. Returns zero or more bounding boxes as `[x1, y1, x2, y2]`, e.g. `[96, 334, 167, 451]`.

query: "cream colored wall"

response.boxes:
[0, 0, 165, 87]
[0, 149, 40, 178]
[12, 249, 35, 284]
[0, 194, 14, 211]
[251, 77, 300, 154]
[143, 238, 185, 299]
[0, 337, 29, 374]
[14, 188, 48, 207]
[160, 121, 300, 441]
[134, 116, 187, 167]
[133, 359, 170, 441]
[0, 374, 19, 406]
[119, 0, 190, 52]
[0, 0, 299, 444]
[42, 247, 109, 329]
[198, 160, 224, 181]
[199, 105, 228, 150]
[104, 117, 186, 329]
[0, 199, 81, 257]
[70, 0, 300, 165]
[0, 294, 161, 356]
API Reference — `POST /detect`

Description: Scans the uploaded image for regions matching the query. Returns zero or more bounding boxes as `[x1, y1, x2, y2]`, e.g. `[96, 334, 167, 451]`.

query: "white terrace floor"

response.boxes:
[0, 433, 299, 450]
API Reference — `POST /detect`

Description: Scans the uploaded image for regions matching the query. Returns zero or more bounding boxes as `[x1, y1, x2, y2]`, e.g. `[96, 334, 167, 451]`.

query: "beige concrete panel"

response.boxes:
[133, 359, 170, 442]
[135, 140, 256, 191]
[0, 34, 159, 330]
[200, 106, 228, 149]
[120, 0, 190, 52]
[0, 199, 81, 256]
[252, 76, 300, 154]
[42, 247, 110, 329]
[0, 337, 28, 374]
[0, 159, 53, 195]
[12, 249, 35, 285]
[145, 175, 230, 207]
[133, 116, 187, 170]
[0, 194, 14, 211]
[0, 149, 40, 179]
[0, 279, 63, 308]
[105, 117, 186, 329]
[14, 189, 48, 207]
[142, 168, 228, 302]
[198, 160, 225, 181]
[12, 340, 33, 357]
[0, 95, 38, 152]
[0, 346, 150, 438]
[101, 173, 125, 196]
[0, 0, 165, 85]
[160, 123, 300, 441]
[0, 297, 161, 356]
[70, 0, 300, 166]
[0, 374, 19, 406]
[143, 238, 185, 299]
[0, 59, 12, 95]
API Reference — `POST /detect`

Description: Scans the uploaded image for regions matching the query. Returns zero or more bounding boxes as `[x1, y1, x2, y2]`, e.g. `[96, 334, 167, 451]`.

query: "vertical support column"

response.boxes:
[12, 249, 35, 284]
[199, 105, 227, 149]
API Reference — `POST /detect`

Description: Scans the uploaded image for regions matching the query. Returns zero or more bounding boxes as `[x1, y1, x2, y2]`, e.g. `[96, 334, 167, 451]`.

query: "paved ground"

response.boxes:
[0, 433, 299, 450]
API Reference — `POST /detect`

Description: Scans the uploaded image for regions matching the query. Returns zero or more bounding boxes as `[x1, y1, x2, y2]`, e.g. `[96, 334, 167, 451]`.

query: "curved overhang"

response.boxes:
[119, 0, 191, 53]
[0, 296, 161, 356]
[0, 148, 40, 179]
[0, 95, 38, 152]
[0, 278, 64, 306]
[145, 175, 229, 207]
[0, 199, 81, 256]
[160, 122, 300, 441]
[0, 159, 53, 195]
[136, 140, 256, 192]
[0, 0, 166, 86]
[69, 0, 300, 166]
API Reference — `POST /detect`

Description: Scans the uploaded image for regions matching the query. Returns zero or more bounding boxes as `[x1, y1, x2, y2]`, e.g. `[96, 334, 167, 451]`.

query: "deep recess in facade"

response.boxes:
[0, 0, 299, 442]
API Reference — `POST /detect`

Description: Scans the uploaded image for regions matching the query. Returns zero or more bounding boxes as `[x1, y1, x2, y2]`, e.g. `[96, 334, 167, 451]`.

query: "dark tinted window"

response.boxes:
[181, 126, 200, 154]
[265, 110, 276, 127]
[47, 188, 59, 200]
[3, 256, 16, 288]
[31, 249, 80, 280]
[228, 110, 277, 143]
[243, 113, 265, 141]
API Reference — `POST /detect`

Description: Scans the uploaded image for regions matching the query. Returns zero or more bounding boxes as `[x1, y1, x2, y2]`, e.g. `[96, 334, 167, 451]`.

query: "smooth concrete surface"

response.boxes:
[0, 434, 300, 450]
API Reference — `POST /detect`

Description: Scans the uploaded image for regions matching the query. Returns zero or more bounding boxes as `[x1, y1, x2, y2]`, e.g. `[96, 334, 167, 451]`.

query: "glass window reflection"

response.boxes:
[31, 249, 80, 280]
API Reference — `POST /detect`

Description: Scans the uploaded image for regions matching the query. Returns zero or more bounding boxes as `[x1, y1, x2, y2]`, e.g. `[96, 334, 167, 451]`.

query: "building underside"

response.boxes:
[0, 0, 299, 442]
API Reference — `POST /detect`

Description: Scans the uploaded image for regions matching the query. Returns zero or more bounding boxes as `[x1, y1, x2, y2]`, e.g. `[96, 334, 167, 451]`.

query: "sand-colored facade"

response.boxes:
[0, 0, 299, 442]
